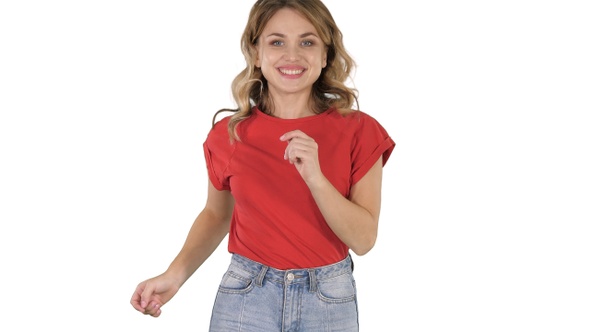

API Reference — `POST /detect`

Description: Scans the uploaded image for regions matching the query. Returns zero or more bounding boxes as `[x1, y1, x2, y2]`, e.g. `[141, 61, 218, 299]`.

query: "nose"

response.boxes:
[284, 45, 300, 61]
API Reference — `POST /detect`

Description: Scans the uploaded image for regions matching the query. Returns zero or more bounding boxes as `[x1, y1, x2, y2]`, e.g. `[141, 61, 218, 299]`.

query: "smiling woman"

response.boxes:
[130, 0, 395, 331]
[255, 8, 327, 107]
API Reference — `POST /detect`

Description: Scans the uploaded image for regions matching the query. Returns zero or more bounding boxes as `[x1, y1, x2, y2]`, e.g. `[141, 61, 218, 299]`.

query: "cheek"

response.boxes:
[259, 56, 274, 71]
[309, 50, 325, 64]
[258, 54, 278, 77]
[312, 54, 325, 69]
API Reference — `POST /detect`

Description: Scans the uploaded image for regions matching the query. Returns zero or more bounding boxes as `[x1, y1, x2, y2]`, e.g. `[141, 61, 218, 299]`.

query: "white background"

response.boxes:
[1, 1, 589, 331]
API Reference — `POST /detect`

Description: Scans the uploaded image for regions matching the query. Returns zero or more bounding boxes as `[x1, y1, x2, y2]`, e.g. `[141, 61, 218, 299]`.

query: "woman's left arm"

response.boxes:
[281, 130, 384, 255]
[308, 157, 383, 256]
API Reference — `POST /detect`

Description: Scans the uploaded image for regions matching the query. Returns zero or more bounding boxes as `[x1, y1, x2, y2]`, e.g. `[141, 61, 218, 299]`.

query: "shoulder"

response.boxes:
[205, 113, 234, 151]
[330, 109, 386, 130]
[330, 109, 393, 151]
[212, 113, 232, 129]
[208, 114, 231, 138]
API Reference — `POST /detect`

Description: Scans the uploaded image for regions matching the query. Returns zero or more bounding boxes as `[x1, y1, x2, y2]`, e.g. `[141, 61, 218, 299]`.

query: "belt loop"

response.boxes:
[308, 269, 317, 292]
[255, 265, 268, 287]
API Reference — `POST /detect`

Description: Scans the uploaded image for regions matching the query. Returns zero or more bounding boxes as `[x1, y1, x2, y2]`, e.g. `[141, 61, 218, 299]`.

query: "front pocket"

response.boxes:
[218, 270, 255, 294]
[316, 273, 357, 303]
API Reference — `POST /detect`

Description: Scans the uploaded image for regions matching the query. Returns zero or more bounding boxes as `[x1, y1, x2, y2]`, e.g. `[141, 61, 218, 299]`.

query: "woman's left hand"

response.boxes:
[280, 130, 323, 185]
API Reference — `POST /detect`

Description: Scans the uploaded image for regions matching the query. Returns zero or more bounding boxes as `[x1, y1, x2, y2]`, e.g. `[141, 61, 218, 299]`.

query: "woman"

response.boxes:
[131, 0, 395, 330]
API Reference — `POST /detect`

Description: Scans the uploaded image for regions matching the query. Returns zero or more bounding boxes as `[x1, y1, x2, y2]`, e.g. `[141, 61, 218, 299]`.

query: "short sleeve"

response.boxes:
[203, 117, 234, 191]
[350, 113, 395, 185]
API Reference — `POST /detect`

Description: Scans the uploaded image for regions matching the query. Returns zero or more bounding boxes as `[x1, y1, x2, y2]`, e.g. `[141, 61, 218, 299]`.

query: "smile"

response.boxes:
[278, 68, 305, 75]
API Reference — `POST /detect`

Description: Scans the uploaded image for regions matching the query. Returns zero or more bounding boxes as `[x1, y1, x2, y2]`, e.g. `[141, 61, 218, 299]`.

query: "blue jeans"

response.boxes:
[209, 254, 359, 331]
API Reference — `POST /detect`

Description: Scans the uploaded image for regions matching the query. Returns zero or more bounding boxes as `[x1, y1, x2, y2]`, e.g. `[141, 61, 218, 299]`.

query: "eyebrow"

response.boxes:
[265, 32, 319, 39]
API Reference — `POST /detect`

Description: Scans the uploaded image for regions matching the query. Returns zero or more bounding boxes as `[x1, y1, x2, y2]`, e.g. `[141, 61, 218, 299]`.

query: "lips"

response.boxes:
[278, 66, 305, 76]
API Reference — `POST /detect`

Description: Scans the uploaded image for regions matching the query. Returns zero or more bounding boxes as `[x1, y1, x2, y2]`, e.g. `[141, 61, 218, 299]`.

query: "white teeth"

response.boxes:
[280, 68, 303, 75]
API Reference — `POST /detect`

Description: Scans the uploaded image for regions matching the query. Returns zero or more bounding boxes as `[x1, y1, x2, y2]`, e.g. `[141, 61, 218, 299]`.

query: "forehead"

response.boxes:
[262, 8, 318, 35]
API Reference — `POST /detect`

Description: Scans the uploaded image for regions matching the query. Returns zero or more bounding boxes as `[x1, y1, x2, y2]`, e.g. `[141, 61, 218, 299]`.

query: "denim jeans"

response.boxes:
[209, 254, 359, 332]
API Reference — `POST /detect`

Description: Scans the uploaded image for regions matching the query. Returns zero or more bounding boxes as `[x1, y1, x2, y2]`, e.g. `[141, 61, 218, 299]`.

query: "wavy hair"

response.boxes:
[213, 0, 359, 140]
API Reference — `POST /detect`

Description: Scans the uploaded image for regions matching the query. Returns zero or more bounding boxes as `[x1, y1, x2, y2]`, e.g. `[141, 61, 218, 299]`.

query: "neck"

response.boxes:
[267, 89, 314, 119]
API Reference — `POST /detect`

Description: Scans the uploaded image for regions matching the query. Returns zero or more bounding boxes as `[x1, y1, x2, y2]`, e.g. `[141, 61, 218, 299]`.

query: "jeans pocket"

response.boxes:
[217, 268, 255, 294]
[316, 272, 357, 303]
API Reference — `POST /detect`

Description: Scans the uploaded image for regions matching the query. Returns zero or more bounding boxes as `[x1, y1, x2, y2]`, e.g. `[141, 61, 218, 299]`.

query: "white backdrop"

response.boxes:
[1, 1, 589, 331]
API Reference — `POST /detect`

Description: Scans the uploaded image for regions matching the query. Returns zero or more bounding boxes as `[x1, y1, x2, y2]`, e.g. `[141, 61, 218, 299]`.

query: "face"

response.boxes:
[255, 8, 327, 98]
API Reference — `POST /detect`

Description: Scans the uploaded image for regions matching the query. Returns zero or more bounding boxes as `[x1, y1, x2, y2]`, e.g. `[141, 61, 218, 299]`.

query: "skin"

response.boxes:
[130, 182, 234, 316]
[131, 7, 383, 318]
[255, 8, 327, 119]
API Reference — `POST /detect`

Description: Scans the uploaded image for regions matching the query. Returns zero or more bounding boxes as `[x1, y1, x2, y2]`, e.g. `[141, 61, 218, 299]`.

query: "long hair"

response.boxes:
[213, 0, 358, 140]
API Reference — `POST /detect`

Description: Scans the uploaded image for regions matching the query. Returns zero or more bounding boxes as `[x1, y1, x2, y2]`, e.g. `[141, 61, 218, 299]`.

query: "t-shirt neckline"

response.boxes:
[253, 106, 334, 124]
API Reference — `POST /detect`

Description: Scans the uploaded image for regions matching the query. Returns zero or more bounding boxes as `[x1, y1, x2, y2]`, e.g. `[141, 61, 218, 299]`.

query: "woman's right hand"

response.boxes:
[130, 181, 234, 317]
[130, 273, 181, 317]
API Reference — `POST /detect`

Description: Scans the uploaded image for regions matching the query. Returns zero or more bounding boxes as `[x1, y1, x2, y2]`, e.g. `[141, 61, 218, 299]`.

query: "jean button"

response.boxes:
[287, 273, 294, 281]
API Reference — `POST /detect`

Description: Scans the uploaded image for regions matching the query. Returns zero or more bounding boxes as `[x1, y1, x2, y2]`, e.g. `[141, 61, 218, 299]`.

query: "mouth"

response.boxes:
[278, 68, 305, 76]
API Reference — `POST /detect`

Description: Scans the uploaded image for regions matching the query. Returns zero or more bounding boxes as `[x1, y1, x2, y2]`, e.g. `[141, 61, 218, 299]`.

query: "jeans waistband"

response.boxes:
[229, 254, 353, 291]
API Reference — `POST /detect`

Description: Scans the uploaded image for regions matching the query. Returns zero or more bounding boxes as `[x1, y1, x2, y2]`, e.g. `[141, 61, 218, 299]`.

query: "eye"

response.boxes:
[301, 40, 313, 47]
[271, 40, 284, 46]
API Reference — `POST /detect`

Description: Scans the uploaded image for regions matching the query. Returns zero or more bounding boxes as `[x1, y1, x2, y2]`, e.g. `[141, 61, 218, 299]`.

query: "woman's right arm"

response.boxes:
[130, 180, 234, 317]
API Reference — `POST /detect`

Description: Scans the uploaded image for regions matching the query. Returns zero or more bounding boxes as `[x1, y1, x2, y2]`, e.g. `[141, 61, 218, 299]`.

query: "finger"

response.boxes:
[131, 299, 145, 312]
[284, 143, 297, 162]
[291, 138, 317, 150]
[279, 130, 307, 141]
[144, 300, 162, 316]
[130, 285, 146, 312]
[285, 139, 317, 160]
[140, 283, 156, 310]
[151, 302, 162, 317]
[285, 146, 306, 164]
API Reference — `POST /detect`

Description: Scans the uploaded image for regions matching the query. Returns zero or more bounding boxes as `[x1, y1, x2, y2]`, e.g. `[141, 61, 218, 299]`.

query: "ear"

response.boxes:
[254, 48, 261, 68]
[322, 47, 328, 68]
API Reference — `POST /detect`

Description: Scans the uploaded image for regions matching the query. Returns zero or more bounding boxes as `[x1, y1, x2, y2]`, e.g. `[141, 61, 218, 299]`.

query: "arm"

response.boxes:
[280, 130, 383, 255]
[166, 181, 234, 285]
[308, 157, 382, 256]
[130, 180, 234, 317]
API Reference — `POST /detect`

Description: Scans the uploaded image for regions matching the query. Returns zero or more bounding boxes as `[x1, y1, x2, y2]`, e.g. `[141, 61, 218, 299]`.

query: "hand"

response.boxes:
[130, 274, 180, 317]
[280, 130, 323, 184]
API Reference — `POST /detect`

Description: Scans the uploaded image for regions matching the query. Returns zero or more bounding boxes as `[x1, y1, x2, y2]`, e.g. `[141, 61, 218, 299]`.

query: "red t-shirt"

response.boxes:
[203, 107, 395, 269]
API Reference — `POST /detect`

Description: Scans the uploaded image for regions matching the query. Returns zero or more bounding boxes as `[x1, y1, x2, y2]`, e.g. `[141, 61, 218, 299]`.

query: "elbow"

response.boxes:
[348, 209, 380, 256]
[349, 233, 377, 256]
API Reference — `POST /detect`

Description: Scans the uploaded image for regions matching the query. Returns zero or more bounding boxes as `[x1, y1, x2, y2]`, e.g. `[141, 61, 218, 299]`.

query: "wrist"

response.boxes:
[164, 265, 190, 289]
[306, 173, 330, 192]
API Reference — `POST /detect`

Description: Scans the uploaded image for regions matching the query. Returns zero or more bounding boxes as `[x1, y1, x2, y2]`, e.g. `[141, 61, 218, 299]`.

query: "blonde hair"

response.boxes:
[213, 0, 359, 140]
